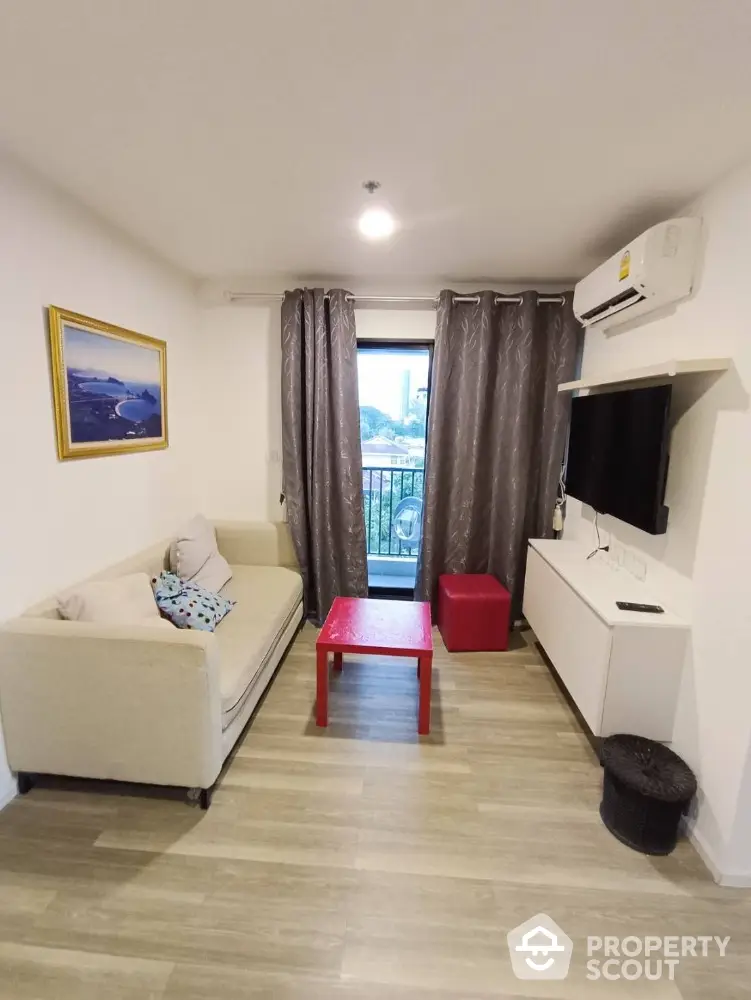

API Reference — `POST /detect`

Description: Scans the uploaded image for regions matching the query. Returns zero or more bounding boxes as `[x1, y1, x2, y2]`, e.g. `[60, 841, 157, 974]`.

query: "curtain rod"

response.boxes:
[224, 291, 566, 306]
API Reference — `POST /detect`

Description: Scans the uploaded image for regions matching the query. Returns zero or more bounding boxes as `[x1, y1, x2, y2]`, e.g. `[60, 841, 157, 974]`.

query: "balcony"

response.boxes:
[363, 466, 424, 592]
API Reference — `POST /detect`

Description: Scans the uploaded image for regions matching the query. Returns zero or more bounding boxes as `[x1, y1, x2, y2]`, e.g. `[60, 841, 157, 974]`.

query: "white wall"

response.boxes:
[196, 303, 283, 521]
[568, 164, 751, 882]
[0, 154, 203, 802]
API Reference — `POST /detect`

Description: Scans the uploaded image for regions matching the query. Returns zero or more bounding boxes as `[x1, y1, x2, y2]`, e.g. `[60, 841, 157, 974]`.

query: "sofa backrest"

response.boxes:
[16, 520, 297, 621]
[23, 539, 171, 620]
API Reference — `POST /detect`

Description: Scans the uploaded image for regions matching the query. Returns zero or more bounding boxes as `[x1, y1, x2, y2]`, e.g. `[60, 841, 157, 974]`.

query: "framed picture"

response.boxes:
[48, 306, 168, 460]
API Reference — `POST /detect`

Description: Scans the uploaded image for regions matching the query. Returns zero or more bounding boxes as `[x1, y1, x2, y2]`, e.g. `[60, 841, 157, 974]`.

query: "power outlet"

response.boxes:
[609, 540, 625, 569]
[622, 548, 637, 578]
[622, 548, 647, 581]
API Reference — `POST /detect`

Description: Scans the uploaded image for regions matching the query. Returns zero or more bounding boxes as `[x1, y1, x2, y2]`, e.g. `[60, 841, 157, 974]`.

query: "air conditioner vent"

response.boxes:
[579, 287, 646, 323]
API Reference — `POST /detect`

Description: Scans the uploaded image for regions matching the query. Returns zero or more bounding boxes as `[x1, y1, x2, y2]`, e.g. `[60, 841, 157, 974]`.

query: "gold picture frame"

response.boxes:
[48, 306, 168, 460]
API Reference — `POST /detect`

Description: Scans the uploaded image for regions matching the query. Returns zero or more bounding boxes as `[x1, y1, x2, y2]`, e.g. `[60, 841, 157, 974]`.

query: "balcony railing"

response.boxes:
[362, 466, 424, 558]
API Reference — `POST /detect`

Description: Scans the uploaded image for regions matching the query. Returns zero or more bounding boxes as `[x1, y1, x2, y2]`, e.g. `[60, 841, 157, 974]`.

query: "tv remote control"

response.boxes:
[616, 601, 665, 614]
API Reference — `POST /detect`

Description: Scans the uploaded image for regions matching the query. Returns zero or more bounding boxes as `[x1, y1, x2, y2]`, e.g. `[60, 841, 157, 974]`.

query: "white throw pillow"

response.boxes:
[170, 514, 232, 592]
[58, 573, 163, 624]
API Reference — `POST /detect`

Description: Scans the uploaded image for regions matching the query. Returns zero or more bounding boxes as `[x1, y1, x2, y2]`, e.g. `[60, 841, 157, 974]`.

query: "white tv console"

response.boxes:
[522, 539, 689, 742]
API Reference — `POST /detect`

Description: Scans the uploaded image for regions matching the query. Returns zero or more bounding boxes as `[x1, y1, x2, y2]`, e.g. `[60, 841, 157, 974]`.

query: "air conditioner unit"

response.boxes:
[573, 218, 701, 330]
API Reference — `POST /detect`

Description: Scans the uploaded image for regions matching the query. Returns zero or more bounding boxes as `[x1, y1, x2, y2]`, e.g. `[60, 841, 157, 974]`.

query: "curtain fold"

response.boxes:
[416, 290, 579, 615]
[281, 288, 368, 624]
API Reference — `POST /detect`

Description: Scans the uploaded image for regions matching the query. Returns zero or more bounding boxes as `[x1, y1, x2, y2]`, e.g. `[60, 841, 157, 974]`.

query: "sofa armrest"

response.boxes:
[0, 619, 224, 789]
[214, 520, 297, 569]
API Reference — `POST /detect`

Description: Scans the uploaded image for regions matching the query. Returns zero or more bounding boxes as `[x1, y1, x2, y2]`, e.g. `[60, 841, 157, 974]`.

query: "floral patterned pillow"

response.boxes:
[151, 572, 235, 632]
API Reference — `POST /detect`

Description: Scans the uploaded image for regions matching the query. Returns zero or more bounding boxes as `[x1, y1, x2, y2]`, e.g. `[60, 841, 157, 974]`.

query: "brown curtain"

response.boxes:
[281, 288, 368, 624]
[416, 290, 579, 614]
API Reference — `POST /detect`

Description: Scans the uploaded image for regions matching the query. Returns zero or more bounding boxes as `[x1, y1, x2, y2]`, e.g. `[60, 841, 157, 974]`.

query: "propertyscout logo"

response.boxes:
[507, 914, 573, 980]
[507, 914, 730, 982]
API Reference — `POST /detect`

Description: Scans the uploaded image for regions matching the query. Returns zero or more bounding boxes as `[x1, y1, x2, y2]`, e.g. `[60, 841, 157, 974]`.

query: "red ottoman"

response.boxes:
[438, 574, 511, 652]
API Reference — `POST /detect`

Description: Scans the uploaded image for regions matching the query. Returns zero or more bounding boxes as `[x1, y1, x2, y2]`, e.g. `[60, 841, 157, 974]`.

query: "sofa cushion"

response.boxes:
[170, 514, 232, 593]
[215, 565, 302, 729]
[58, 573, 162, 624]
[26, 539, 172, 620]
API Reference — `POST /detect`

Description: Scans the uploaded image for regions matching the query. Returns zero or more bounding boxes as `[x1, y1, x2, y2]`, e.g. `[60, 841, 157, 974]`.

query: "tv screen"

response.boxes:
[565, 384, 672, 535]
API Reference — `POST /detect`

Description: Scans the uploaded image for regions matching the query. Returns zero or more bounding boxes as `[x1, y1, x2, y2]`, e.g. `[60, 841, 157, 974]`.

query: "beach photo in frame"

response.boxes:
[48, 306, 168, 460]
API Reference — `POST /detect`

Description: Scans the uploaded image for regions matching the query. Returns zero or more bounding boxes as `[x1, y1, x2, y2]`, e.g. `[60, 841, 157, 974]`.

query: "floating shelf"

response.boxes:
[558, 357, 731, 393]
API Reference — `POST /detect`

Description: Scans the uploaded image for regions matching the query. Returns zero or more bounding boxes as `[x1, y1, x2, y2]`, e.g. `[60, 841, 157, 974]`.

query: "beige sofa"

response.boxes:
[0, 521, 302, 808]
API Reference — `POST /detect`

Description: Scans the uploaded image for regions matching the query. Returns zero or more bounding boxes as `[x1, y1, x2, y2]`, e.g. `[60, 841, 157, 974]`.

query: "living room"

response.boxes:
[0, 2, 750, 996]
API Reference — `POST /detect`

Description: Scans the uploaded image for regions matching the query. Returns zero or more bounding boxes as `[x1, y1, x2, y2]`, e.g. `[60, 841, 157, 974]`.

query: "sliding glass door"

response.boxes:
[356, 342, 432, 595]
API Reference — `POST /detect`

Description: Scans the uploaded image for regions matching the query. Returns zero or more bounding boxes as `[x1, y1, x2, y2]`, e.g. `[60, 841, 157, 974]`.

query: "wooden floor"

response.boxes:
[0, 625, 749, 999]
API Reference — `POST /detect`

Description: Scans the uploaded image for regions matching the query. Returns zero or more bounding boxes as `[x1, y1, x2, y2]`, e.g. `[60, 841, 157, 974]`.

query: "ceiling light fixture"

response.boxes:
[358, 180, 396, 241]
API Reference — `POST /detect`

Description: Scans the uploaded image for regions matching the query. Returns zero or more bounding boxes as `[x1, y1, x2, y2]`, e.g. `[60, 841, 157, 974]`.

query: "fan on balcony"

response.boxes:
[392, 496, 423, 547]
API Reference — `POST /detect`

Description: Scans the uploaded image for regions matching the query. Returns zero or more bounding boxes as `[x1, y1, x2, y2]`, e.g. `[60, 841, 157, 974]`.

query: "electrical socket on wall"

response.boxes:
[632, 554, 648, 582]
[619, 546, 648, 582]
[622, 548, 636, 577]
[609, 540, 624, 568]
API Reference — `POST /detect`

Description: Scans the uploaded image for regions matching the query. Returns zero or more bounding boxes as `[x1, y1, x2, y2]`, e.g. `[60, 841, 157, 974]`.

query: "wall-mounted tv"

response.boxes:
[565, 384, 672, 535]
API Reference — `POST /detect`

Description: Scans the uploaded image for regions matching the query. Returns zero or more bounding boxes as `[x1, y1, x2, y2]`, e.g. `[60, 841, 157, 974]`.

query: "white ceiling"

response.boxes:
[1, 0, 751, 283]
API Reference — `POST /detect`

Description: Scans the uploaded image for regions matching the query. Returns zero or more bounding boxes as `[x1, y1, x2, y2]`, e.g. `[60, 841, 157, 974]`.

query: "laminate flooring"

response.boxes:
[0, 624, 749, 998]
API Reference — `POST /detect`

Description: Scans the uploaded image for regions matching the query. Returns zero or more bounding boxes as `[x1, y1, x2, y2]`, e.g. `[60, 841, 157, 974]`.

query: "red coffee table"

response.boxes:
[316, 597, 434, 735]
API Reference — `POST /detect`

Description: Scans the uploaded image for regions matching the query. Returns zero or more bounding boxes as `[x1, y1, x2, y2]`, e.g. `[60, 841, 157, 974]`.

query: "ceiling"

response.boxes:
[1, 0, 751, 283]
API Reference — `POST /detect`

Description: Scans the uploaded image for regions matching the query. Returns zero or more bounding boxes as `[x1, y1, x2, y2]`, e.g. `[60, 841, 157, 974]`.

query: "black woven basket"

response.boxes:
[600, 734, 697, 855]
